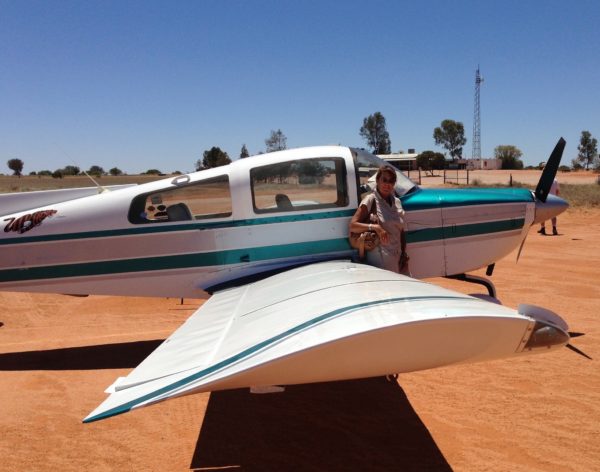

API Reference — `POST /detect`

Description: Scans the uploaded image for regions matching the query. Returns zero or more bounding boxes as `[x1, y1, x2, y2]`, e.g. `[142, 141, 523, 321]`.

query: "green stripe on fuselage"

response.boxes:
[401, 187, 533, 211]
[407, 218, 525, 243]
[0, 209, 357, 246]
[0, 188, 529, 283]
[0, 238, 352, 283]
[0, 216, 524, 283]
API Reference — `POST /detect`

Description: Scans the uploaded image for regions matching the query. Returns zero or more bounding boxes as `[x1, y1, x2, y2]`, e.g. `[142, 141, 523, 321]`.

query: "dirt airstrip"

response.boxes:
[0, 210, 599, 471]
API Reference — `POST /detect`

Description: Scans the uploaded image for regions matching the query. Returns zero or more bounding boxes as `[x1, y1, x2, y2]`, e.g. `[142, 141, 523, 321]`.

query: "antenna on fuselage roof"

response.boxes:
[82, 169, 110, 193]
[53, 142, 109, 194]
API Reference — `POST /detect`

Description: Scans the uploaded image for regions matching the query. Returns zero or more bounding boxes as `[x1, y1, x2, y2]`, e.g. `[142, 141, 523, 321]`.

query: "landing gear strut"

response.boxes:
[445, 273, 497, 298]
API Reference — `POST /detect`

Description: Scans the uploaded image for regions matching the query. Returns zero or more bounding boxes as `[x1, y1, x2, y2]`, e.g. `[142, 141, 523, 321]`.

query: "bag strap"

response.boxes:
[358, 196, 378, 260]
[368, 196, 378, 220]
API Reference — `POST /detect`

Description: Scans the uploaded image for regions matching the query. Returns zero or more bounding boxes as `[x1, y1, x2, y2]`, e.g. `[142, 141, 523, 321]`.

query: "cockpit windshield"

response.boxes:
[351, 148, 417, 197]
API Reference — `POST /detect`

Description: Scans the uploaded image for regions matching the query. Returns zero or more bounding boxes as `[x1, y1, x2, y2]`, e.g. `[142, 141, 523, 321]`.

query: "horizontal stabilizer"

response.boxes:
[0, 184, 136, 216]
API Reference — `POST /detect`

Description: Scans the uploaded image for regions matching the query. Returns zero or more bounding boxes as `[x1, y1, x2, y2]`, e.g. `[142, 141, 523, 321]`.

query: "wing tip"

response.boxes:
[83, 405, 131, 424]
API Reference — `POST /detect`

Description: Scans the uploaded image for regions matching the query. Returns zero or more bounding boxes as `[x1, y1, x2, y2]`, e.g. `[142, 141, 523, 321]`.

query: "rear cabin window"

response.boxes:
[129, 175, 232, 223]
[250, 158, 348, 213]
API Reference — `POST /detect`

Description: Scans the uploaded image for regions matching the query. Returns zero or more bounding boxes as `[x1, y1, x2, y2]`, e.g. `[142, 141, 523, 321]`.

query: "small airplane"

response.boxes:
[0, 138, 579, 423]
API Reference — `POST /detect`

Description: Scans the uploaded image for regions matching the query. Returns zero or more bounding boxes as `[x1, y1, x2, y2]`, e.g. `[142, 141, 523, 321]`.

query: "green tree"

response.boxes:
[416, 151, 446, 175]
[38, 170, 52, 176]
[143, 169, 162, 175]
[240, 144, 250, 158]
[109, 167, 123, 176]
[494, 145, 524, 170]
[87, 165, 104, 176]
[7, 158, 24, 177]
[359, 112, 391, 154]
[575, 131, 598, 170]
[570, 158, 583, 170]
[265, 129, 287, 152]
[296, 160, 327, 184]
[52, 169, 64, 179]
[61, 165, 80, 176]
[433, 119, 467, 160]
[198, 147, 231, 170]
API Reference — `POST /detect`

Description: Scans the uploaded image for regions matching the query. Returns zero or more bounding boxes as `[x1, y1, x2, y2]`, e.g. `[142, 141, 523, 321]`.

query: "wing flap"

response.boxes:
[111, 284, 252, 390]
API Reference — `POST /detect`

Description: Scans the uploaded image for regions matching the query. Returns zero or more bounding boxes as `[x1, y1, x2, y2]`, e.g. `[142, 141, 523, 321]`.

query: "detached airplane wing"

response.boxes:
[85, 261, 568, 423]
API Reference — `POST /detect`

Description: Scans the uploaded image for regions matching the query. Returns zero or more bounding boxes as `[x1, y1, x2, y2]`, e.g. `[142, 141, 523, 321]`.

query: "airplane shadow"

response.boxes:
[190, 377, 451, 471]
[0, 339, 162, 370]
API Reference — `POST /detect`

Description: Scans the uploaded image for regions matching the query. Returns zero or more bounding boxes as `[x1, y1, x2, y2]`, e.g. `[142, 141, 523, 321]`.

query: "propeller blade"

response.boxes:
[535, 138, 566, 202]
[566, 343, 592, 360]
[568, 331, 585, 338]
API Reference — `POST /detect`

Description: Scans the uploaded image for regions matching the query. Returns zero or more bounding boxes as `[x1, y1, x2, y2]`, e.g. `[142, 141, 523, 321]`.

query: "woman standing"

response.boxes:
[349, 165, 409, 274]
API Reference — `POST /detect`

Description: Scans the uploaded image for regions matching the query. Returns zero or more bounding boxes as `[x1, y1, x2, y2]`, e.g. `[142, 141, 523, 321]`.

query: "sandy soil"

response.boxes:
[0, 209, 598, 471]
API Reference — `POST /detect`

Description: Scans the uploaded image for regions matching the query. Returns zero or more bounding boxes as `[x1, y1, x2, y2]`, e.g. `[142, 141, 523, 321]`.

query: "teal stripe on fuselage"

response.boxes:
[0, 238, 352, 283]
[402, 187, 533, 211]
[83, 293, 475, 423]
[0, 189, 530, 246]
[0, 209, 357, 246]
[0, 216, 524, 283]
[407, 218, 525, 243]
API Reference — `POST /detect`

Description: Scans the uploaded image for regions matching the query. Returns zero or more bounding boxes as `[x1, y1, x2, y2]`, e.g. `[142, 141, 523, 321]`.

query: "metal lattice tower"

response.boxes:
[471, 66, 483, 160]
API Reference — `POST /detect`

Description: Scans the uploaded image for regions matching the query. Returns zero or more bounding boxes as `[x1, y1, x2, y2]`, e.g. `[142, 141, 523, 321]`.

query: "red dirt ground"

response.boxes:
[0, 209, 598, 471]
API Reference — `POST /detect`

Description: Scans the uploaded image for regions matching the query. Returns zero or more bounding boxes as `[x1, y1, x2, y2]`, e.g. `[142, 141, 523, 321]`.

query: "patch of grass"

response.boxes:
[560, 183, 600, 207]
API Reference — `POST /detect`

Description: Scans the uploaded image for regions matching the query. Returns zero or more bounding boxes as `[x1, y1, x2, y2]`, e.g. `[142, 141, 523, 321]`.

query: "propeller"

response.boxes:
[534, 137, 566, 202]
[518, 138, 567, 262]
[566, 332, 592, 360]
[566, 343, 592, 360]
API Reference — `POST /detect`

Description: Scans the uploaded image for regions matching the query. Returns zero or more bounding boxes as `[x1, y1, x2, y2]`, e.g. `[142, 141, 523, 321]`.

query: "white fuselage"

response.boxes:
[0, 146, 542, 297]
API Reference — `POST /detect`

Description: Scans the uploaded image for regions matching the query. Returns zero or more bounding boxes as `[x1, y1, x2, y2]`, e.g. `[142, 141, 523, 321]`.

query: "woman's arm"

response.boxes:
[349, 203, 389, 244]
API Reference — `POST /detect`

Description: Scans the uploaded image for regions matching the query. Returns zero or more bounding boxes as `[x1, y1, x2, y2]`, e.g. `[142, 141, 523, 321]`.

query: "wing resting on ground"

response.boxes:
[84, 261, 563, 423]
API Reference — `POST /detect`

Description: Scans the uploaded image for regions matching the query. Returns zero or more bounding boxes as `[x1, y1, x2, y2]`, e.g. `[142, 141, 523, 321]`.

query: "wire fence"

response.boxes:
[443, 168, 470, 185]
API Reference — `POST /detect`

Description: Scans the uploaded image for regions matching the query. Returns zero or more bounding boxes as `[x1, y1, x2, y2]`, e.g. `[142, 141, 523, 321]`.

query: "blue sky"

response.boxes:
[1, 0, 599, 173]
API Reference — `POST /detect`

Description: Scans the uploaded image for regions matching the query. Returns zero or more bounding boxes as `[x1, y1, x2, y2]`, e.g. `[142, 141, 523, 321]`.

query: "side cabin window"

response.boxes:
[129, 175, 232, 223]
[250, 158, 348, 213]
